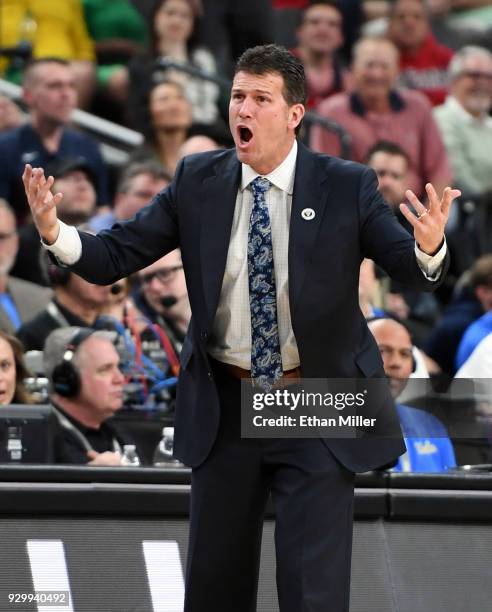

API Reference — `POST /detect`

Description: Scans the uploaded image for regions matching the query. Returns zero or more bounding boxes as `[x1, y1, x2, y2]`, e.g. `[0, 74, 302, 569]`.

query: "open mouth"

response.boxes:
[239, 126, 253, 144]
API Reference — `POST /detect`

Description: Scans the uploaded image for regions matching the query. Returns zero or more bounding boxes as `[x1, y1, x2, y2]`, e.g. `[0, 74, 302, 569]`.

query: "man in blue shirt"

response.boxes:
[368, 317, 456, 472]
[0, 58, 108, 224]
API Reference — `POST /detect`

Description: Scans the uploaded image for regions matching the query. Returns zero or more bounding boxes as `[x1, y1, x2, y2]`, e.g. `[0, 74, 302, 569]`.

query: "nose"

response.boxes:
[114, 368, 125, 385]
[238, 97, 254, 118]
[149, 275, 165, 291]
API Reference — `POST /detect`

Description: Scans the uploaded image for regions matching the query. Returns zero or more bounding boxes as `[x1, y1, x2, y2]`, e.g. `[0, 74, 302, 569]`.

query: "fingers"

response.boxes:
[38, 174, 55, 205]
[53, 192, 64, 206]
[405, 189, 428, 217]
[425, 183, 439, 213]
[399, 203, 420, 229]
[441, 186, 461, 217]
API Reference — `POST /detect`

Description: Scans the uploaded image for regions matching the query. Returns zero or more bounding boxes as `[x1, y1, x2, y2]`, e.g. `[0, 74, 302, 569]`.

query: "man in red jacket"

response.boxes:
[388, 0, 454, 106]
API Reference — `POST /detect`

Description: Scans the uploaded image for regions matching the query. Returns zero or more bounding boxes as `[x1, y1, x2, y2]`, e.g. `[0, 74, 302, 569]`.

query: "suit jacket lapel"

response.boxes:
[289, 142, 332, 311]
[200, 151, 241, 326]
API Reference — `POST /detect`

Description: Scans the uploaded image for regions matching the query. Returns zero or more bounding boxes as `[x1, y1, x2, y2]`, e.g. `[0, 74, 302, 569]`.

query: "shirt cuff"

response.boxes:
[41, 220, 82, 265]
[415, 238, 447, 280]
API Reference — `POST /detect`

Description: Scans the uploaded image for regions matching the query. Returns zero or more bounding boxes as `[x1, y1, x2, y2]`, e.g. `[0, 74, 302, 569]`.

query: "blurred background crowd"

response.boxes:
[0, 0, 492, 470]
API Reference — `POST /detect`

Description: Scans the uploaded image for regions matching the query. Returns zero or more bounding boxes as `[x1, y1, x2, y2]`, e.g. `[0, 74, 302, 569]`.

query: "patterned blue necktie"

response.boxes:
[248, 177, 283, 391]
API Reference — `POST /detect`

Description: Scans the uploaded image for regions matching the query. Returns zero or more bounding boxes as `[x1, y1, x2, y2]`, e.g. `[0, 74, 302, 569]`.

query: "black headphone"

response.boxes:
[52, 328, 95, 397]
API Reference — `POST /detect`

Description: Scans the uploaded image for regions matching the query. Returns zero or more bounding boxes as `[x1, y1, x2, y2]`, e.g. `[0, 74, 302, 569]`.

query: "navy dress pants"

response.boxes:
[183, 359, 355, 612]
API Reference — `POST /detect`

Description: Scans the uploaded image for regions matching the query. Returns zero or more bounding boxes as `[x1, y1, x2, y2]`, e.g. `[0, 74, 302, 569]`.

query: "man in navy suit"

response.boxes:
[23, 45, 458, 612]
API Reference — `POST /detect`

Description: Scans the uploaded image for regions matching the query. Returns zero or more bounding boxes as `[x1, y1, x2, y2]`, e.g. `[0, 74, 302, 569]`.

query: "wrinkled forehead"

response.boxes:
[355, 41, 399, 67]
[232, 70, 286, 93]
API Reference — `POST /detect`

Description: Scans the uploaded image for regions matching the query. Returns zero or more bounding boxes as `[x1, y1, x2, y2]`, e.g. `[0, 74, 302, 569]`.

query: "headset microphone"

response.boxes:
[160, 296, 178, 308]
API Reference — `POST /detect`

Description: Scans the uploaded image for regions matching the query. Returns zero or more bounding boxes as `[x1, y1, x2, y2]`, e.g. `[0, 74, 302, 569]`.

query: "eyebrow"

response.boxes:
[231, 87, 273, 95]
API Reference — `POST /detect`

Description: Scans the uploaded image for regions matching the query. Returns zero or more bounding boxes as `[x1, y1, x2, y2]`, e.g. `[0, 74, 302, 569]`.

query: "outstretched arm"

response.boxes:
[22, 163, 180, 285]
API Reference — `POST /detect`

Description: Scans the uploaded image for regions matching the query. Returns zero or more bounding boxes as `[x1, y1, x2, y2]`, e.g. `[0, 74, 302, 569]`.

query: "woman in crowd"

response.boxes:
[123, 0, 223, 136]
[0, 331, 32, 405]
[129, 80, 192, 176]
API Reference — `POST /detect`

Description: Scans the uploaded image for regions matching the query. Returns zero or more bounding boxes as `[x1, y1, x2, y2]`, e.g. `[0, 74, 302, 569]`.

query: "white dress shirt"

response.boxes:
[45, 140, 447, 371]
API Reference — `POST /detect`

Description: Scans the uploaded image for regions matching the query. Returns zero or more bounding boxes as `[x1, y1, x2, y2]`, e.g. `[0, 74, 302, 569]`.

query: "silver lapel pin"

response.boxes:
[301, 208, 315, 221]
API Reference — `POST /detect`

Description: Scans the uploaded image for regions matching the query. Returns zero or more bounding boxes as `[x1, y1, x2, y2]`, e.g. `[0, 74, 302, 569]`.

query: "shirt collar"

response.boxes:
[241, 139, 297, 195]
[350, 90, 406, 116]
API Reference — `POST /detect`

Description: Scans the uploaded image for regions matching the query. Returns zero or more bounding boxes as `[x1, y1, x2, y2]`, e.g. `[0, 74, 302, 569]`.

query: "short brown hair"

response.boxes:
[470, 255, 492, 289]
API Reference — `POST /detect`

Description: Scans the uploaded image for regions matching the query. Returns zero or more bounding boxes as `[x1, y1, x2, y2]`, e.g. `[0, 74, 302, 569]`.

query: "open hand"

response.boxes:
[399, 183, 461, 255]
[22, 164, 64, 245]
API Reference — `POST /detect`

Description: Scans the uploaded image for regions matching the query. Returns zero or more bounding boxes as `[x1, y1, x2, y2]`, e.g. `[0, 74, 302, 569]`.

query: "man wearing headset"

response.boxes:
[43, 326, 140, 466]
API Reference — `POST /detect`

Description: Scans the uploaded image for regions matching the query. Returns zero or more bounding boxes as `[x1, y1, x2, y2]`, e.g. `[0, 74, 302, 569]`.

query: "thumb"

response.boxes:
[87, 450, 98, 459]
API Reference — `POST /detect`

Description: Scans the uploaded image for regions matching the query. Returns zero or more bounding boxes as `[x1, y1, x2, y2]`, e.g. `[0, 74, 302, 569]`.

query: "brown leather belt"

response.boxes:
[221, 362, 301, 384]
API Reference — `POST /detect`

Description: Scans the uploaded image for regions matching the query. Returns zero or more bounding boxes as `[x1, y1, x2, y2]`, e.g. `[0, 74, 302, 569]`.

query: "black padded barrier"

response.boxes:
[0, 468, 491, 612]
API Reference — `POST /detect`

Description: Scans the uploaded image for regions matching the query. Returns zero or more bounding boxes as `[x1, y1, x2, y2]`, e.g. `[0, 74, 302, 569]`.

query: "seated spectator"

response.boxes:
[426, 254, 492, 376]
[0, 199, 52, 334]
[292, 1, 349, 110]
[366, 140, 412, 232]
[0, 330, 33, 404]
[129, 80, 193, 176]
[43, 326, 142, 465]
[0, 96, 23, 133]
[0, 0, 96, 108]
[369, 317, 456, 472]
[433, 46, 492, 199]
[89, 161, 171, 232]
[124, 0, 222, 134]
[16, 254, 111, 351]
[387, 0, 453, 106]
[133, 250, 190, 351]
[11, 157, 98, 286]
[0, 59, 109, 223]
[311, 36, 452, 198]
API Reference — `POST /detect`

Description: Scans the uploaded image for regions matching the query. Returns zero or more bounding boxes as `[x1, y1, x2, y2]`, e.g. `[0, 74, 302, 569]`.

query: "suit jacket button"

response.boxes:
[201, 331, 208, 340]
[207, 371, 213, 379]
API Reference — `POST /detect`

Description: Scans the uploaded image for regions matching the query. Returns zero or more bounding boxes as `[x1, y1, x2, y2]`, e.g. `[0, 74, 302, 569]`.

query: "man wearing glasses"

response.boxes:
[434, 45, 492, 201]
[134, 249, 190, 350]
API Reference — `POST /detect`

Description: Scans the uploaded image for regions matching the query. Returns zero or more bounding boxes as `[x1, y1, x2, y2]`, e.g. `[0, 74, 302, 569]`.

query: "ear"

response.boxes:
[22, 88, 32, 107]
[288, 103, 305, 132]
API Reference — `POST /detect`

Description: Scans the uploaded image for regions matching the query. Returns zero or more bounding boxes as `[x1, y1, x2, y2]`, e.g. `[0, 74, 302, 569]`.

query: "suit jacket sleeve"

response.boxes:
[69, 158, 183, 284]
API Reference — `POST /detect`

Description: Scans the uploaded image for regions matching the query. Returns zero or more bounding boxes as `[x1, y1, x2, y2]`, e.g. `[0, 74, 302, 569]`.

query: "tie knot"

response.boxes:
[251, 177, 271, 196]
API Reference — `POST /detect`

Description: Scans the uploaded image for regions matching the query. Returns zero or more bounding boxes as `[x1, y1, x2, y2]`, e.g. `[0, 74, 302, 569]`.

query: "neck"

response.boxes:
[55, 288, 99, 325]
[157, 40, 187, 60]
[31, 115, 64, 153]
[301, 47, 333, 68]
[359, 92, 391, 113]
[154, 129, 187, 174]
[0, 275, 7, 293]
[54, 398, 103, 429]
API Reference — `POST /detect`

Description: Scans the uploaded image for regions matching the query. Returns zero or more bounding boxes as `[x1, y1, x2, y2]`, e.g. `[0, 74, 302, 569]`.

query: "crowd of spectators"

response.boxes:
[0, 0, 492, 469]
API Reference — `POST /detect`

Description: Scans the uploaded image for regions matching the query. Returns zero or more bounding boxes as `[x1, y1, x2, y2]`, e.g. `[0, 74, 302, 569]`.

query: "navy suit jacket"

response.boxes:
[69, 143, 448, 471]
